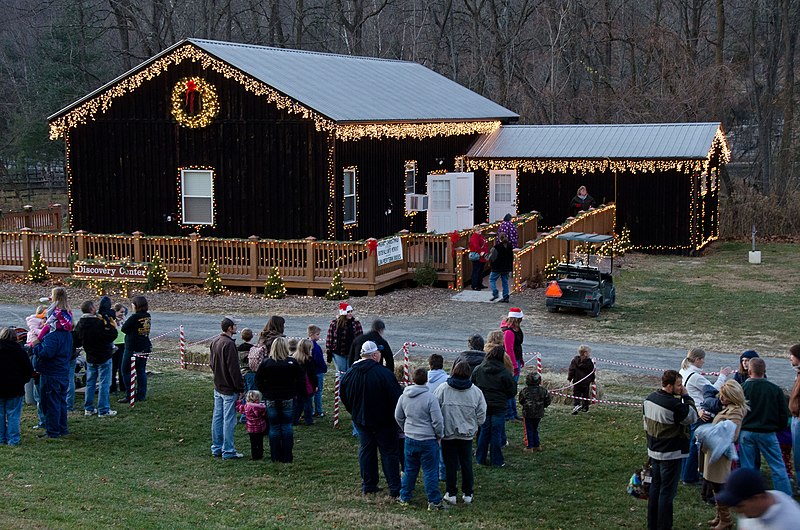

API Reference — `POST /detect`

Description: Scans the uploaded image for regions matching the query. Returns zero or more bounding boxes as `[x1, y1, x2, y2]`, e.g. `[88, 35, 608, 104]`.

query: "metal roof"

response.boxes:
[189, 39, 518, 123]
[466, 123, 723, 159]
[557, 232, 614, 243]
[50, 39, 518, 123]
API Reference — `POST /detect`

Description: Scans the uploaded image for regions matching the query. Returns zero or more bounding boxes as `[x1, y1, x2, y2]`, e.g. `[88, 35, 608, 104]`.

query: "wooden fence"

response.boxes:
[0, 211, 541, 295]
[0, 204, 64, 232]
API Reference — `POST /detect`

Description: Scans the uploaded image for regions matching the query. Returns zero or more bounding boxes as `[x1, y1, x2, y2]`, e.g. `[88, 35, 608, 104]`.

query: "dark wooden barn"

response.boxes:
[465, 123, 730, 252]
[48, 38, 518, 240]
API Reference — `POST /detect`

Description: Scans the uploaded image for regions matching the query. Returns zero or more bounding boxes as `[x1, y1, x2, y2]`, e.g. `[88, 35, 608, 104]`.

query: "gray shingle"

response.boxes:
[466, 123, 723, 159]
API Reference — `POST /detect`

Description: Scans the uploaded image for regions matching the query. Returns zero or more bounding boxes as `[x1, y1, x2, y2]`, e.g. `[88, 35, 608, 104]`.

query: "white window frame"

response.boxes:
[404, 161, 416, 195]
[343, 167, 357, 225]
[180, 168, 215, 225]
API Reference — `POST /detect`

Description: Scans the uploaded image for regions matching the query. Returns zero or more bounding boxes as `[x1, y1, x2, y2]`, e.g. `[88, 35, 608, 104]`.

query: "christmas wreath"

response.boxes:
[171, 77, 219, 128]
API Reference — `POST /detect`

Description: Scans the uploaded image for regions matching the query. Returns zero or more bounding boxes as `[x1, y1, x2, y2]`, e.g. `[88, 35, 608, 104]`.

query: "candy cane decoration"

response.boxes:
[537, 353, 542, 375]
[403, 343, 410, 385]
[129, 354, 137, 408]
[591, 381, 597, 404]
[179, 325, 186, 370]
[333, 372, 341, 429]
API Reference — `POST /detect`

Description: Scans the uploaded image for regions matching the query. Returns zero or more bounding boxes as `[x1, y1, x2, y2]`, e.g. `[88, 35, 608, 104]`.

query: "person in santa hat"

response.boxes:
[325, 303, 363, 374]
[501, 307, 525, 421]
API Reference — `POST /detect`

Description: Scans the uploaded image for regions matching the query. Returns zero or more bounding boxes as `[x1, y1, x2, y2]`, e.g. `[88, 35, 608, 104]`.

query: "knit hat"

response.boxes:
[338, 302, 353, 316]
[715, 468, 766, 506]
[526, 372, 541, 386]
[220, 317, 236, 332]
[360, 340, 379, 356]
[740, 350, 759, 362]
[508, 307, 524, 319]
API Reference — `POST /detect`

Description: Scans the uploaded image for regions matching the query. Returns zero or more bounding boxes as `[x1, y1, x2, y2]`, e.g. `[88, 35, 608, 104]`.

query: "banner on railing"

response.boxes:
[377, 236, 403, 266]
[73, 261, 149, 282]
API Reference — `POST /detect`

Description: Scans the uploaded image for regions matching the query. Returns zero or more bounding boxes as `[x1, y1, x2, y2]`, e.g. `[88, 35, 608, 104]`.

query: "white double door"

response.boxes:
[426, 172, 474, 233]
[488, 169, 517, 222]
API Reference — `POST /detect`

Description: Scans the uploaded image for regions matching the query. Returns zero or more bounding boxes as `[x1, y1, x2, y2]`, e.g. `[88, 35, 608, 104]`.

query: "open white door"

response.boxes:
[426, 172, 474, 233]
[489, 169, 517, 222]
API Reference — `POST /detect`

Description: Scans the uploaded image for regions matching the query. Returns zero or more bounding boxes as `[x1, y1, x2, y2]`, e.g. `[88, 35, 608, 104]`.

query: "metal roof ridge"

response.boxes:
[495, 122, 720, 128]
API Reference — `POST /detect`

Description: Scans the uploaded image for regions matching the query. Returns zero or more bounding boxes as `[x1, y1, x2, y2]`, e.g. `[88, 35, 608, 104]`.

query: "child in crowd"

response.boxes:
[237, 328, 255, 424]
[291, 339, 317, 426]
[395, 368, 446, 511]
[26, 304, 47, 429]
[427, 354, 447, 393]
[110, 303, 128, 393]
[236, 390, 267, 460]
[394, 364, 409, 471]
[37, 287, 73, 342]
[518, 372, 551, 451]
[307, 325, 327, 417]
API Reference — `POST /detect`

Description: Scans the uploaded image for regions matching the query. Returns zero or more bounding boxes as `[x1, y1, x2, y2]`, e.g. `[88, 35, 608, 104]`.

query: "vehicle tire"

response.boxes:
[607, 289, 616, 308]
[547, 305, 558, 313]
[589, 300, 600, 317]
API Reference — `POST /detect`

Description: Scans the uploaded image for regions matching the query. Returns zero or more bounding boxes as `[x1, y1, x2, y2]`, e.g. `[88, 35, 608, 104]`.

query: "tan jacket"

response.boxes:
[701, 404, 746, 484]
[790, 375, 800, 417]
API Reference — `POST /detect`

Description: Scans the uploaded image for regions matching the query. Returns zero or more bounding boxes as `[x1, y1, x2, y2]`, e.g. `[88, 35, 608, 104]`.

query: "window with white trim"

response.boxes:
[180, 169, 214, 225]
[343, 167, 357, 225]
[404, 161, 416, 195]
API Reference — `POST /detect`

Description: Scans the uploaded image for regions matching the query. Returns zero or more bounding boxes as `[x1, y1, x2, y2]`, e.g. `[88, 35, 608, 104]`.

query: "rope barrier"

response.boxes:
[150, 327, 180, 341]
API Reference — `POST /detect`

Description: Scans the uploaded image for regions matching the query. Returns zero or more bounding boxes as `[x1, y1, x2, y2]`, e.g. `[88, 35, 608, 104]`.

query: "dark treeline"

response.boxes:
[0, 0, 798, 196]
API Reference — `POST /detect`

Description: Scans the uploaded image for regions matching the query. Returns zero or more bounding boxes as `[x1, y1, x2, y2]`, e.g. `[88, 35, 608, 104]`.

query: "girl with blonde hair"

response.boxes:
[701, 379, 749, 529]
[292, 339, 317, 425]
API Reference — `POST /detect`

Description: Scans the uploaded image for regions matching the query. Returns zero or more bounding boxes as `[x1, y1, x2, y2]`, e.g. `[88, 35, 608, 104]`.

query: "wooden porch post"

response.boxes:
[51, 204, 63, 232]
[189, 233, 200, 278]
[366, 238, 377, 295]
[75, 230, 88, 260]
[132, 232, 144, 262]
[21, 227, 32, 270]
[22, 205, 33, 230]
[305, 236, 316, 295]
[248, 235, 260, 294]
[398, 230, 410, 276]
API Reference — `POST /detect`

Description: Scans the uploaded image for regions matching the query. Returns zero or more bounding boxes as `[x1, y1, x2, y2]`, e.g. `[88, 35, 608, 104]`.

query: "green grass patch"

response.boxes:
[2, 368, 720, 529]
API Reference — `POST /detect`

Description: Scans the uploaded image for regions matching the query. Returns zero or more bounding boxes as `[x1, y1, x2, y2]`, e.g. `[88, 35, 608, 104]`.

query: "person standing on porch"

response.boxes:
[570, 185, 596, 216]
[468, 227, 488, 291]
[497, 214, 518, 249]
[489, 233, 513, 303]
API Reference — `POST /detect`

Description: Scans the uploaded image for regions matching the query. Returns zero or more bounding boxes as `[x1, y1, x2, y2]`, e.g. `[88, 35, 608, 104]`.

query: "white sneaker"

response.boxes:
[443, 492, 457, 505]
[572, 405, 582, 415]
[84, 409, 97, 417]
[462, 494, 473, 504]
[98, 410, 118, 418]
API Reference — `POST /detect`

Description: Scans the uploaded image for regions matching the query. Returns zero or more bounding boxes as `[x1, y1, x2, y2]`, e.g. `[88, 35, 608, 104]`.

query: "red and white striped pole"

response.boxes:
[591, 381, 597, 404]
[129, 354, 137, 408]
[179, 325, 186, 369]
[333, 372, 341, 429]
[537, 353, 542, 374]
[403, 343, 410, 385]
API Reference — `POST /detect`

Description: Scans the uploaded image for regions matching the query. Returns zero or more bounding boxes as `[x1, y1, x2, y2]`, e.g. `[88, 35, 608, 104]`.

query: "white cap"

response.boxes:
[360, 340, 379, 355]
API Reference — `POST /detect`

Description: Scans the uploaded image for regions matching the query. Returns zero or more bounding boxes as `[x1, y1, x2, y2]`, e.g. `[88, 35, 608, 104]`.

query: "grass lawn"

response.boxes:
[582, 242, 800, 353]
[2, 367, 719, 529]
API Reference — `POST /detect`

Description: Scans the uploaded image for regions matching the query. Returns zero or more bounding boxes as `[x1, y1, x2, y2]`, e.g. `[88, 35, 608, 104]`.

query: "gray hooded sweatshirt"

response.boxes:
[395, 384, 444, 441]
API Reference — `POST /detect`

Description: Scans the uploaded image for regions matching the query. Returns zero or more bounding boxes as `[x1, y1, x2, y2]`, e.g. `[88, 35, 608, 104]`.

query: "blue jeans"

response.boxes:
[314, 373, 325, 415]
[647, 458, 682, 530]
[489, 271, 510, 300]
[738, 430, 793, 496]
[33, 379, 46, 427]
[355, 422, 401, 495]
[40, 373, 69, 438]
[524, 417, 542, 448]
[211, 389, 239, 458]
[400, 437, 442, 504]
[66, 357, 76, 411]
[471, 260, 485, 289]
[680, 421, 701, 483]
[239, 372, 256, 424]
[792, 417, 800, 489]
[293, 395, 313, 425]
[0, 396, 24, 445]
[332, 354, 348, 374]
[507, 374, 520, 419]
[121, 349, 148, 401]
[476, 413, 506, 466]
[84, 358, 113, 414]
[266, 399, 294, 463]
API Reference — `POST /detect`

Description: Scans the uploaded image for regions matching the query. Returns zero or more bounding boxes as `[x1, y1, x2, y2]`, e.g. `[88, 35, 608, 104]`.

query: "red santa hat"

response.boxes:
[508, 307, 524, 319]
[338, 302, 354, 316]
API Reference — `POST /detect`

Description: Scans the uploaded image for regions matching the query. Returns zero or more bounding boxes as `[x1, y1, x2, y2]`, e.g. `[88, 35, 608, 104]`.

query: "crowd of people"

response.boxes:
[643, 346, 800, 530]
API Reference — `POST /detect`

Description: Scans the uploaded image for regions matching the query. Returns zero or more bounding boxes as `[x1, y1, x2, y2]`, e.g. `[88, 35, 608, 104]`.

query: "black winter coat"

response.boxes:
[348, 330, 394, 371]
[453, 350, 485, 375]
[0, 339, 33, 399]
[74, 314, 118, 364]
[340, 359, 401, 429]
[471, 358, 517, 415]
[491, 241, 514, 273]
[255, 357, 305, 401]
[568, 355, 595, 389]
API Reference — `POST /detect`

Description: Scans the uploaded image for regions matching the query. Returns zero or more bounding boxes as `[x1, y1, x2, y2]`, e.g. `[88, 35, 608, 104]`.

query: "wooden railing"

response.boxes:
[511, 204, 616, 291]
[0, 210, 545, 295]
[0, 205, 63, 232]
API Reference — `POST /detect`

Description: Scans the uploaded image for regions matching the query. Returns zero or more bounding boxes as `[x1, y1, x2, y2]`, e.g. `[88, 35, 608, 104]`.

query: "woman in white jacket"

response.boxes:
[434, 360, 487, 505]
[678, 347, 732, 485]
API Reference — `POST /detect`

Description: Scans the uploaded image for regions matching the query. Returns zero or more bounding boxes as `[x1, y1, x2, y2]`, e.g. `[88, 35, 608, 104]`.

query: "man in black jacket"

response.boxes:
[453, 334, 485, 375]
[210, 317, 245, 460]
[74, 300, 118, 418]
[340, 340, 402, 497]
[348, 319, 393, 371]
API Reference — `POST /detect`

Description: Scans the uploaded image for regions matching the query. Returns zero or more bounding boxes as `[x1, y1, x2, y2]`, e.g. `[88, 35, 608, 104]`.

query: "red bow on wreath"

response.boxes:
[367, 239, 378, 256]
[185, 80, 198, 114]
[449, 230, 460, 258]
